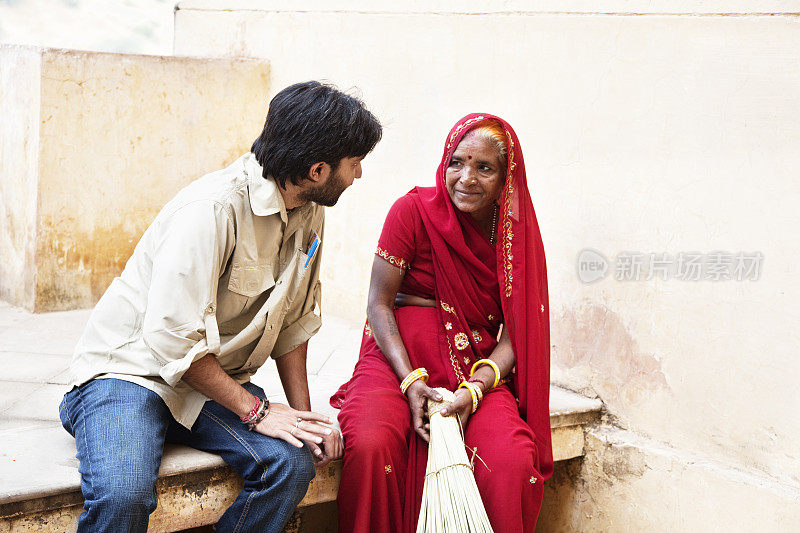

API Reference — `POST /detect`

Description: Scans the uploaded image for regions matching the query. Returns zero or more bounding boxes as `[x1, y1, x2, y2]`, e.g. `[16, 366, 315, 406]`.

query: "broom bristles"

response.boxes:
[416, 388, 494, 533]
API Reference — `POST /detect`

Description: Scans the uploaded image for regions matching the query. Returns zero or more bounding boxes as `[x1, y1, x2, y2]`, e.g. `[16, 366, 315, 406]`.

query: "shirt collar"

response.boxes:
[245, 152, 289, 223]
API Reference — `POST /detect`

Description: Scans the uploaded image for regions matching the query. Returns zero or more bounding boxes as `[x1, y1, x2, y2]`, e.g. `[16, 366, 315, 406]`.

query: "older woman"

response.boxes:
[330, 114, 552, 532]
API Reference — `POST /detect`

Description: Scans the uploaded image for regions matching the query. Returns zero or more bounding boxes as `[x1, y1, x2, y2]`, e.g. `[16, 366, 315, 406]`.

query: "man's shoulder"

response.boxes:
[309, 201, 325, 226]
[162, 154, 253, 218]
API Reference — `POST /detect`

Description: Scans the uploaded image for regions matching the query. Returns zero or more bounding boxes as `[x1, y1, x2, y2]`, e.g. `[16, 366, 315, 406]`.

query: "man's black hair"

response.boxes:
[251, 81, 382, 189]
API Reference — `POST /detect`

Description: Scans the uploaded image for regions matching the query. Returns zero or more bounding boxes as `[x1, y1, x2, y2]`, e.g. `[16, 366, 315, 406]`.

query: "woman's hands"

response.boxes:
[409, 385, 475, 439]
[316, 425, 344, 468]
[440, 387, 474, 429]
[405, 380, 443, 442]
[254, 403, 342, 465]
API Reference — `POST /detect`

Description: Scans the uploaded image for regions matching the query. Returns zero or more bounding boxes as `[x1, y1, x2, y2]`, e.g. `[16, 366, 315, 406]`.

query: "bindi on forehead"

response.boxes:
[468, 155, 472, 159]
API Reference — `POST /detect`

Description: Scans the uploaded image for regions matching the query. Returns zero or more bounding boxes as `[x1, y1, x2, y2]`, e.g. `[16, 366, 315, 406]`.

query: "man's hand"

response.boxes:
[255, 402, 334, 458]
[405, 380, 443, 442]
[440, 387, 473, 429]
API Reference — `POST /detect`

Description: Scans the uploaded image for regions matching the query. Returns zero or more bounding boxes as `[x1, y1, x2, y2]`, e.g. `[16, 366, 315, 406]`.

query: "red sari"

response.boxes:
[331, 114, 552, 532]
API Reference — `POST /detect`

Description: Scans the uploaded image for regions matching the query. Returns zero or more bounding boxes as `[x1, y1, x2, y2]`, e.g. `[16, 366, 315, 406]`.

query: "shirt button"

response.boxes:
[268, 324, 274, 330]
[277, 280, 283, 285]
[206, 304, 215, 314]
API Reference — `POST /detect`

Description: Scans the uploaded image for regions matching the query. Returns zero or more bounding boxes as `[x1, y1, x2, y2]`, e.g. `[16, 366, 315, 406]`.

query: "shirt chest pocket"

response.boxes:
[228, 263, 275, 299]
[287, 251, 313, 301]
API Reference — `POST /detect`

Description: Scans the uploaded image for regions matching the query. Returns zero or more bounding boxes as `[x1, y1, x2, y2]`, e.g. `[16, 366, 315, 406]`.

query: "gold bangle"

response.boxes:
[400, 368, 429, 394]
[467, 380, 484, 402]
[457, 381, 479, 413]
[469, 382, 480, 413]
[470, 359, 501, 389]
[467, 382, 481, 412]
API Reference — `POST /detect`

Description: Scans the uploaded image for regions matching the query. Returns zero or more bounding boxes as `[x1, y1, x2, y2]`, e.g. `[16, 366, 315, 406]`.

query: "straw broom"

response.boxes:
[416, 388, 494, 533]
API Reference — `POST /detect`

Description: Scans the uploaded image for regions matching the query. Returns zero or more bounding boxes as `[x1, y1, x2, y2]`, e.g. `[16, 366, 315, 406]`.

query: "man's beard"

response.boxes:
[298, 167, 349, 207]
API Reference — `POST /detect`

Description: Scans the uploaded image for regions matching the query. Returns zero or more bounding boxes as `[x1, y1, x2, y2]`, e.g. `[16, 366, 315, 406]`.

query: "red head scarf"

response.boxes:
[410, 113, 553, 480]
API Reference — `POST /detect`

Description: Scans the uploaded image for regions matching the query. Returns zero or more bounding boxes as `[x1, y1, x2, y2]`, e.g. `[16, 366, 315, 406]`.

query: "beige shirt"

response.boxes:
[69, 153, 324, 428]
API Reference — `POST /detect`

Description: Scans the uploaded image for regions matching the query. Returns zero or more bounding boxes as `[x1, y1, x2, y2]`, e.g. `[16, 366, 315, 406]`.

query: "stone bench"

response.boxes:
[0, 386, 601, 532]
[0, 306, 603, 531]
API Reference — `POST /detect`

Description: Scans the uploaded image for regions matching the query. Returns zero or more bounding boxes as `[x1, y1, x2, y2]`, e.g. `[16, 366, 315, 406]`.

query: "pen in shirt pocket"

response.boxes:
[304, 232, 320, 268]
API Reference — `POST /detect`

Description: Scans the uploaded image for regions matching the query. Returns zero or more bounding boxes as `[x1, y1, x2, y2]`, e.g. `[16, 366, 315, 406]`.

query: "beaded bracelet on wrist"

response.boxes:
[242, 397, 270, 431]
[241, 396, 262, 423]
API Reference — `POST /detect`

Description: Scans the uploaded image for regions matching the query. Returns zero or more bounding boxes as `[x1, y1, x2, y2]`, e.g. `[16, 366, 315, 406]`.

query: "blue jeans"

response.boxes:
[59, 378, 315, 533]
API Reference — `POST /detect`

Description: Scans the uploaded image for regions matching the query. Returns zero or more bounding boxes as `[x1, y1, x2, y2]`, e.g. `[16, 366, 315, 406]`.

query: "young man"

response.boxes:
[59, 81, 382, 532]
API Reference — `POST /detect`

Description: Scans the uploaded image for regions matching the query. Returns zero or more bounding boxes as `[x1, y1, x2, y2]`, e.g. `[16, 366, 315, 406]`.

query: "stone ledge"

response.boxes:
[0, 386, 600, 532]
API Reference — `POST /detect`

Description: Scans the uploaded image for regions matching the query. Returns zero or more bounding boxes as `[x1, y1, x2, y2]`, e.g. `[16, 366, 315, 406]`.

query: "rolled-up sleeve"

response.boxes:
[272, 278, 322, 358]
[142, 200, 235, 386]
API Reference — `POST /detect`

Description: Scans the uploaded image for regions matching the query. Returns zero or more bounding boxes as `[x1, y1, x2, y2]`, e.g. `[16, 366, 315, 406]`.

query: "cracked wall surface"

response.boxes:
[539, 426, 800, 531]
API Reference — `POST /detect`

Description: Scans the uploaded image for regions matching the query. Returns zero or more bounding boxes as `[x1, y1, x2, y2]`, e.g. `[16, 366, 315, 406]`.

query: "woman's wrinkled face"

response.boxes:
[445, 131, 505, 218]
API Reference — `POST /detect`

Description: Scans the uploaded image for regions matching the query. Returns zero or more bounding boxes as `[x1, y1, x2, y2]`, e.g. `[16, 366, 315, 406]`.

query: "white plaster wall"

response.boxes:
[0, 0, 174, 55]
[0, 46, 41, 309]
[176, 0, 800, 14]
[173, 4, 800, 520]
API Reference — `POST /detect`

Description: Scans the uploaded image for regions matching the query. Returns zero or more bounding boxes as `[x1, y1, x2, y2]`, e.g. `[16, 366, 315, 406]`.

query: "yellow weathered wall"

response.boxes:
[0, 46, 270, 311]
[174, 3, 800, 530]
